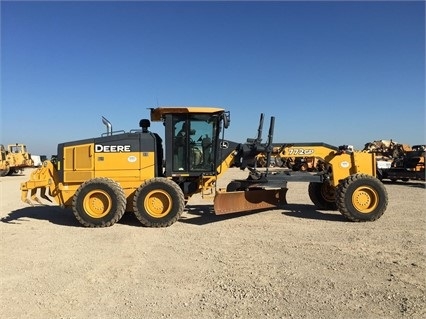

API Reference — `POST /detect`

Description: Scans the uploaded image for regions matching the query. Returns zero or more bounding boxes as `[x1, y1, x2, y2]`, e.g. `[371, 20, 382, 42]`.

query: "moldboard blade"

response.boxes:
[213, 188, 288, 215]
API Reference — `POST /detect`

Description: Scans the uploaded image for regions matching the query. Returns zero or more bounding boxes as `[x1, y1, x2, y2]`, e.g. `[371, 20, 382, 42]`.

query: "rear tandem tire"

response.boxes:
[133, 177, 185, 227]
[336, 174, 388, 222]
[72, 178, 126, 227]
[308, 182, 337, 210]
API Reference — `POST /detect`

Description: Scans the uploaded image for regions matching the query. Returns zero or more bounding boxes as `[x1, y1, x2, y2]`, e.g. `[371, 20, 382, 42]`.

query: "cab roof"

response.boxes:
[150, 106, 225, 121]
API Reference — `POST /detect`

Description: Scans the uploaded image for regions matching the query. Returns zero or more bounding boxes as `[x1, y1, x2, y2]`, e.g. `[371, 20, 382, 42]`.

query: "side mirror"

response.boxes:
[222, 111, 230, 129]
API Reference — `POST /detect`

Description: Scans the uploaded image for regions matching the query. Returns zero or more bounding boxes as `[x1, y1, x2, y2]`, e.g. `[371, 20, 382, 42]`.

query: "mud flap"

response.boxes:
[213, 188, 288, 215]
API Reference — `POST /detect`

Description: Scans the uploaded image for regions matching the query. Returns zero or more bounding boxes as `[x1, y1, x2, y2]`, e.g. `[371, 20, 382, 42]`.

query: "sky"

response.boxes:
[1, 0, 425, 157]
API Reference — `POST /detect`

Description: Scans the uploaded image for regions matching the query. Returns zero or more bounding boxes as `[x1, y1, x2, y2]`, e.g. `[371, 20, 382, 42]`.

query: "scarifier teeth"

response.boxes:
[40, 187, 52, 203]
[31, 196, 43, 205]
[23, 188, 48, 206]
[24, 199, 34, 206]
[40, 193, 52, 203]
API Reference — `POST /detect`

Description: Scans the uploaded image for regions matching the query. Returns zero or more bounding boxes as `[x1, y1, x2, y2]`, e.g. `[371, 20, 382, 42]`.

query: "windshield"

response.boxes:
[172, 114, 217, 172]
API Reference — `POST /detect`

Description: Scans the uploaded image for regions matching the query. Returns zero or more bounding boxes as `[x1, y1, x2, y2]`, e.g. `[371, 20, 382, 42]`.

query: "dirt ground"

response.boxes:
[0, 168, 425, 319]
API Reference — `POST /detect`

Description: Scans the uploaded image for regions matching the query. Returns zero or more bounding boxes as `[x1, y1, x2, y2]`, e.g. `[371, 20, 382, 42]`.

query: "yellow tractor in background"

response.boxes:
[21, 107, 388, 227]
[7, 143, 34, 175]
[0, 143, 34, 176]
[0, 144, 11, 176]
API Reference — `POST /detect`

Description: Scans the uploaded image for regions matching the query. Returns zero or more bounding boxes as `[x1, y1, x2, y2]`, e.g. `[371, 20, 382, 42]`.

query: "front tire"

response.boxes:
[226, 181, 243, 192]
[308, 182, 337, 210]
[72, 178, 126, 227]
[133, 178, 185, 227]
[336, 174, 388, 222]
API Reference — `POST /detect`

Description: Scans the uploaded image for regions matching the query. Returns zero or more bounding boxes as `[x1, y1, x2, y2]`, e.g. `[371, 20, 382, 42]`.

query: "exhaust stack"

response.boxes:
[102, 116, 113, 136]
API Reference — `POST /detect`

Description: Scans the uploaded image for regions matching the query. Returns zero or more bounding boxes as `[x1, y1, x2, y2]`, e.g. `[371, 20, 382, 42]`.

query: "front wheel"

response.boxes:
[226, 181, 243, 192]
[133, 178, 185, 227]
[336, 174, 388, 222]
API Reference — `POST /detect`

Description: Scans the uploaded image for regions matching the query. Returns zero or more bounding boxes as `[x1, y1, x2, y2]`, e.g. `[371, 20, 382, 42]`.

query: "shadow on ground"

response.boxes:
[281, 203, 347, 222]
[179, 205, 263, 226]
[1, 206, 143, 227]
[181, 203, 347, 225]
[2, 202, 351, 228]
[1, 206, 80, 227]
[382, 180, 425, 189]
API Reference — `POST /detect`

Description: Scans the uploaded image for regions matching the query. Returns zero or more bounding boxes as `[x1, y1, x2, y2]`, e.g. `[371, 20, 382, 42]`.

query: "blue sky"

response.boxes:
[1, 0, 425, 157]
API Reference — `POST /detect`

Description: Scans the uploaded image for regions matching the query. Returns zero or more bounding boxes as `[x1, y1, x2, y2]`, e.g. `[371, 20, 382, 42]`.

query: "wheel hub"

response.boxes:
[355, 191, 371, 207]
[352, 186, 378, 213]
[145, 191, 172, 218]
[85, 191, 111, 218]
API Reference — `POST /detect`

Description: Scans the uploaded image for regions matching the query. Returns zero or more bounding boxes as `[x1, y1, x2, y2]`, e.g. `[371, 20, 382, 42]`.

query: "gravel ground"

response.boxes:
[1, 168, 425, 319]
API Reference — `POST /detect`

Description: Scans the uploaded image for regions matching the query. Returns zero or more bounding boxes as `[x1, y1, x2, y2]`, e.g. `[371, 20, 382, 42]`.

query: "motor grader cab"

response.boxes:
[21, 107, 389, 228]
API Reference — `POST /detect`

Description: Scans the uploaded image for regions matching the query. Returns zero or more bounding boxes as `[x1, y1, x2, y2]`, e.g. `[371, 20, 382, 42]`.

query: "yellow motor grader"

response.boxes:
[21, 107, 388, 227]
[2, 143, 34, 175]
[0, 144, 11, 176]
